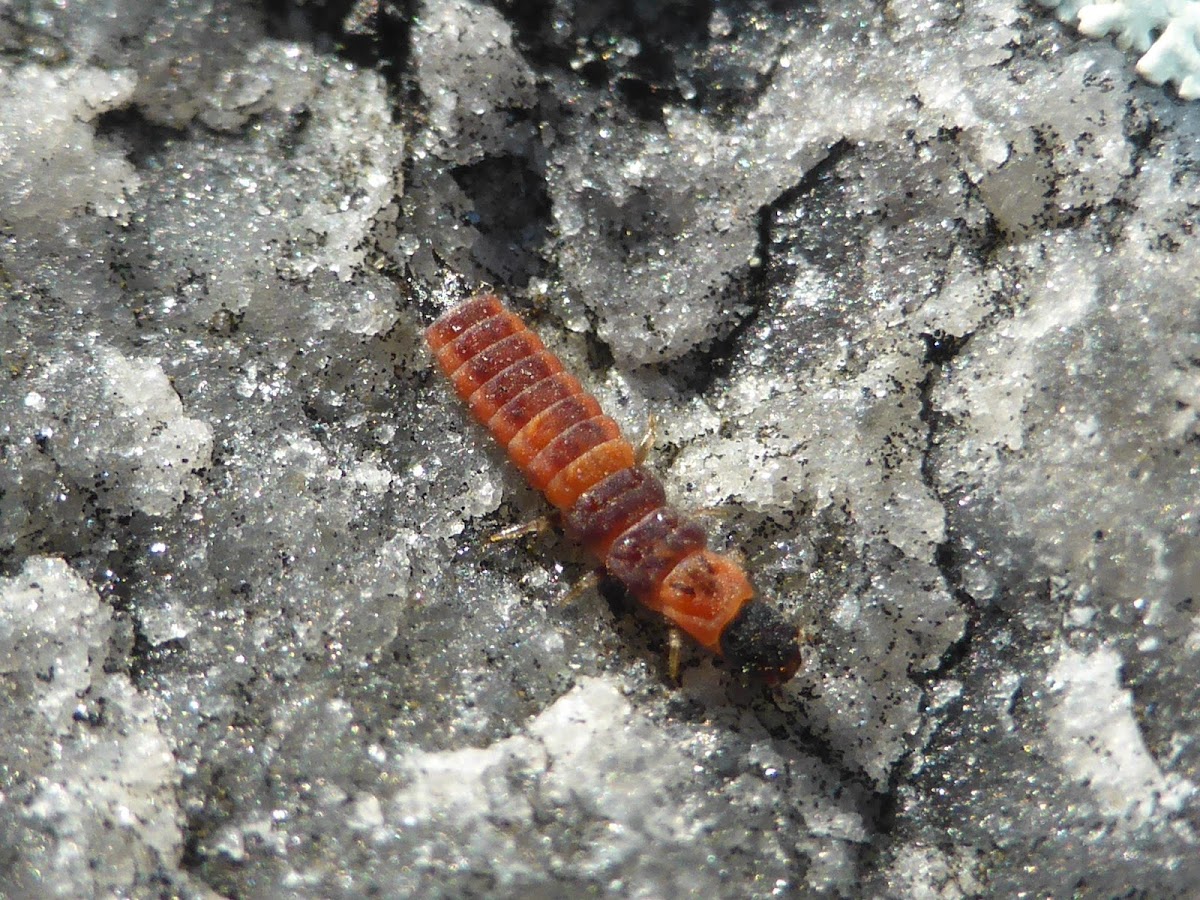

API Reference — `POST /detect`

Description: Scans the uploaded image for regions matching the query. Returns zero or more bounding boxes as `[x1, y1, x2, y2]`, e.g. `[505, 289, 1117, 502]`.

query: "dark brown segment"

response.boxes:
[450, 332, 543, 398]
[473, 353, 568, 428]
[718, 600, 803, 683]
[604, 508, 708, 599]
[508, 395, 603, 468]
[488, 371, 582, 444]
[524, 416, 622, 489]
[437, 311, 524, 376]
[563, 466, 667, 553]
[426, 294, 504, 352]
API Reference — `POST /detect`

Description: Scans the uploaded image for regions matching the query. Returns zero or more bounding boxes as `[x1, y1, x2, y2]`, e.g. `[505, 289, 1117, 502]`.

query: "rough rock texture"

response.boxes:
[0, 1, 1196, 897]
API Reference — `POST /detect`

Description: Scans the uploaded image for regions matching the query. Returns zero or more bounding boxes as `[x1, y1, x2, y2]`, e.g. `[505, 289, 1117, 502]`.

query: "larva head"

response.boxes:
[719, 600, 805, 684]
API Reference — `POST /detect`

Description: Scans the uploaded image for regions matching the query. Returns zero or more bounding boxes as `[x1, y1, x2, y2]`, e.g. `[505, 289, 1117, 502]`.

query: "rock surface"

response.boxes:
[1, 1, 1196, 897]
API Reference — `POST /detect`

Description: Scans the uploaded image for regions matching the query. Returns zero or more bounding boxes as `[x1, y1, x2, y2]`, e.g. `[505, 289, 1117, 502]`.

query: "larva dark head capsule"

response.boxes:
[719, 601, 805, 684]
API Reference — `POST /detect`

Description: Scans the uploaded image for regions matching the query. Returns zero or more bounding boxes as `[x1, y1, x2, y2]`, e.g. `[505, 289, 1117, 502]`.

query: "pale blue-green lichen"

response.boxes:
[1037, 0, 1200, 98]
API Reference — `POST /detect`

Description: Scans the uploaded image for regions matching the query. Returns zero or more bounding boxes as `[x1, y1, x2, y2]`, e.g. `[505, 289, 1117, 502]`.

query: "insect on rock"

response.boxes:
[425, 292, 805, 683]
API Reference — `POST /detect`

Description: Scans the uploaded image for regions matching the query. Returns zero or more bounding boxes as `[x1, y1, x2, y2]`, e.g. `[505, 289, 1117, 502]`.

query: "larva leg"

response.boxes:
[489, 514, 556, 544]
[668, 626, 684, 683]
[635, 412, 658, 465]
[558, 569, 602, 607]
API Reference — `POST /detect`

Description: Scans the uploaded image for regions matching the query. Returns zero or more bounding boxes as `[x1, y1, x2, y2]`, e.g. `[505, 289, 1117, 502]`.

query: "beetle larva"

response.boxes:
[426, 292, 803, 683]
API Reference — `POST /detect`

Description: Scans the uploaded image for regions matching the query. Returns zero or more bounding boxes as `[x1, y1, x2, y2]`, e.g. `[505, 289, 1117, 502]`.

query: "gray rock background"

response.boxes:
[0, 1, 1196, 897]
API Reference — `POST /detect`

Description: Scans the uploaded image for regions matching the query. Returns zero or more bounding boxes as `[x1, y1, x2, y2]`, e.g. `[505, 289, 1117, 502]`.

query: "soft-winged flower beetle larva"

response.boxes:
[426, 292, 805, 683]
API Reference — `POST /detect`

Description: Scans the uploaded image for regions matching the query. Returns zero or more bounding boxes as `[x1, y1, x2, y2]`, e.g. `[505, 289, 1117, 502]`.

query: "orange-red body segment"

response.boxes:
[650, 551, 754, 652]
[426, 293, 802, 682]
[428, 295, 638, 511]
